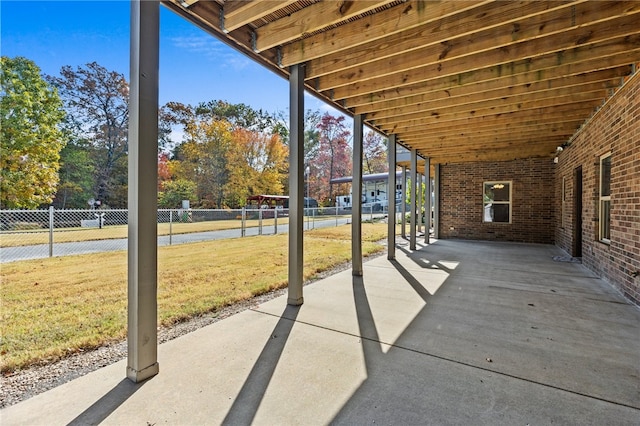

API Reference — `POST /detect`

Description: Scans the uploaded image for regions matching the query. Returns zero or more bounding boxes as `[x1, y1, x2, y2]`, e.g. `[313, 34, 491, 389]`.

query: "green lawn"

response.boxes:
[0, 223, 388, 372]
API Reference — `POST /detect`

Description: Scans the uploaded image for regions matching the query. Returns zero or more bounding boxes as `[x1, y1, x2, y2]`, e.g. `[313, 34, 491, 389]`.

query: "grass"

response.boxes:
[0, 215, 354, 248]
[0, 223, 388, 373]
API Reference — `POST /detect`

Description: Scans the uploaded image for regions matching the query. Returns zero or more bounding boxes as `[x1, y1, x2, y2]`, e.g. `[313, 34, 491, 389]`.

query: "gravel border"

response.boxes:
[0, 252, 383, 408]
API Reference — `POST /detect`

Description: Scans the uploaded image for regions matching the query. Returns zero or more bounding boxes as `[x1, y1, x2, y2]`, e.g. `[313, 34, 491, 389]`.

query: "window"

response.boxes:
[599, 153, 611, 243]
[483, 182, 511, 223]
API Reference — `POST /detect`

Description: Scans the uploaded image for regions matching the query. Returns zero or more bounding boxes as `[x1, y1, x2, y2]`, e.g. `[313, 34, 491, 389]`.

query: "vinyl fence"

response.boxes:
[0, 205, 389, 263]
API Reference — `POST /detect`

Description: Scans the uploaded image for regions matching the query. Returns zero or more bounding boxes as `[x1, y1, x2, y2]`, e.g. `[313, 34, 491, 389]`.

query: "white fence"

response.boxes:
[0, 205, 388, 263]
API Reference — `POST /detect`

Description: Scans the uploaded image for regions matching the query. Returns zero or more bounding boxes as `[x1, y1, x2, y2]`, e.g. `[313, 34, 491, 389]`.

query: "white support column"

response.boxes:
[387, 135, 397, 260]
[424, 157, 431, 244]
[127, 0, 159, 383]
[288, 64, 304, 306]
[401, 166, 407, 238]
[409, 149, 417, 250]
[352, 114, 364, 276]
[434, 163, 440, 239]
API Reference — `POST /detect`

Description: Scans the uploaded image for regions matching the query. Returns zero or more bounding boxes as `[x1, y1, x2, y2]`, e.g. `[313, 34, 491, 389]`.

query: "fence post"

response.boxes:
[274, 209, 278, 234]
[49, 206, 54, 258]
[370, 205, 373, 223]
[169, 209, 173, 245]
[259, 209, 263, 235]
[335, 206, 338, 227]
[241, 207, 246, 237]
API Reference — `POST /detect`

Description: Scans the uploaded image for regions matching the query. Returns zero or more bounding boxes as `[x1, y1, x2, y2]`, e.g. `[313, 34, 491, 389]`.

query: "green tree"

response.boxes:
[158, 179, 197, 208]
[0, 56, 67, 209]
[48, 62, 129, 207]
[226, 128, 287, 207]
[53, 139, 95, 208]
[173, 119, 233, 208]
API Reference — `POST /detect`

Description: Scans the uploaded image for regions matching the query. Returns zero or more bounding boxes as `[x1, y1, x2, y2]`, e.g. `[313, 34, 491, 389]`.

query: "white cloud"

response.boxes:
[169, 35, 250, 70]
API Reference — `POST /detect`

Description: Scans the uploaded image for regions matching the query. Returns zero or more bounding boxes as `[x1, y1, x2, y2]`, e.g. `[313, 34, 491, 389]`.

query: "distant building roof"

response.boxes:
[330, 171, 403, 185]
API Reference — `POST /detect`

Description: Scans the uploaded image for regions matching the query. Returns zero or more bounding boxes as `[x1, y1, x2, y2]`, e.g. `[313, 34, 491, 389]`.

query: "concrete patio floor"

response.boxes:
[2, 239, 639, 425]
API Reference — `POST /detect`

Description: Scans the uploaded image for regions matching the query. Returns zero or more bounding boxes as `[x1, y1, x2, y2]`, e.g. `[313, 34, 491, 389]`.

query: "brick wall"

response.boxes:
[438, 158, 555, 244]
[555, 71, 640, 307]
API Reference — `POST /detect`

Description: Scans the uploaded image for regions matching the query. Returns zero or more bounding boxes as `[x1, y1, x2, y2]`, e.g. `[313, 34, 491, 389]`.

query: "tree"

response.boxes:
[363, 130, 388, 174]
[53, 139, 95, 209]
[313, 113, 352, 205]
[158, 179, 197, 208]
[0, 56, 67, 209]
[172, 119, 233, 208]
[48, 62, 129, 207]
[195, 100, 278, 132]
[226, 128, 287, 207]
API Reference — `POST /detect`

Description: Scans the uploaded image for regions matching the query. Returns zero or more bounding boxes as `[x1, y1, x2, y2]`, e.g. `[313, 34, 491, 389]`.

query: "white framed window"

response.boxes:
[599, 153, 611, 243]
[483, 181, 511, 223]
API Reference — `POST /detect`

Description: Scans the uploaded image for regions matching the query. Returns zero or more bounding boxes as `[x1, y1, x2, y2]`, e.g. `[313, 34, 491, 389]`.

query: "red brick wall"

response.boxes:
[438, 158, 555, 244]
[555, 72, 640, 307]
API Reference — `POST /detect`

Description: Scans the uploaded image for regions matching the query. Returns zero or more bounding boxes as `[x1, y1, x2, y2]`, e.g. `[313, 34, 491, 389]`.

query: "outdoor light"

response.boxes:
[557, 146, 564, 152]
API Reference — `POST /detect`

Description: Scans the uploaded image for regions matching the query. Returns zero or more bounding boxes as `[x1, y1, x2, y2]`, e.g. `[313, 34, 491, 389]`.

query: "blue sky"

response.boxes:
[1, 0, 331, 115]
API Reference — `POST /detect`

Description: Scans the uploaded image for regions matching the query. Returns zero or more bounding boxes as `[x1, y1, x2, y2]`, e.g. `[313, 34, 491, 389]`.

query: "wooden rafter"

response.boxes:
[161, 0, 640, 164]
[354, 67, 629, 115]
[322, 15, 640, 98]
[280, 0, 493, 66]
[254, 0, 394, 52]
[330, 37, 640, 102]
[223, 0, 298, 33]
[305, 0, 586, 79]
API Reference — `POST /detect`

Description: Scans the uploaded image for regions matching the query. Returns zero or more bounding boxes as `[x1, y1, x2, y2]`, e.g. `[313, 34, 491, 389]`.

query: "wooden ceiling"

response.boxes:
[161, 0, 640, 164]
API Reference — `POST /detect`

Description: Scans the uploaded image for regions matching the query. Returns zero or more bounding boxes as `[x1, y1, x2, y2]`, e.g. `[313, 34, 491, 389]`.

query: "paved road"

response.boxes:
[0, 216, 355, 263]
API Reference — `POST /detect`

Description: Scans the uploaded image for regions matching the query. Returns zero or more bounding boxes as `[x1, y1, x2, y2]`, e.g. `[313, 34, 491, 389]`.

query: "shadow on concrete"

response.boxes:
[331, 241, 640, 423]
[66, 378, 146, 426]
[222, 304, 300, 425]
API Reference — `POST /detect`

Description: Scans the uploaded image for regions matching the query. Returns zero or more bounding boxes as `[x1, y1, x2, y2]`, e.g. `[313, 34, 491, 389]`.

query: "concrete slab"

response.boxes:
[2, 239, 639, 425]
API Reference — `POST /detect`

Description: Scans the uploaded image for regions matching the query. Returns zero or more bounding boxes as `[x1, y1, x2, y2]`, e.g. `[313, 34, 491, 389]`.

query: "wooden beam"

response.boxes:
[329, 36, 640, 101]
[381, 103, 597, 133]
[305, 0, 583, 79]
[319, 12, 640, 94]
[255, 0, 394, 52]
[401, 128, 577, 150]
[396, 116, 585, 138]
[364, 82, 614, 122]
[400, 122, 580, 141]
[429, 149, 557, 164]
[223, 0, 298, 33]
[344, 56, 636, 108]
[375, 95, 604, 130]
[372, 90, 608, 127]
[280, 0, 492, 66]
[353, 67, 629, 115]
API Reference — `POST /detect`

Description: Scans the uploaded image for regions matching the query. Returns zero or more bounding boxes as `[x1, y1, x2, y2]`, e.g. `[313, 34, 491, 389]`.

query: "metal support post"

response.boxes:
[401, 166, 407, 238]
[241, 207, 246, 237]
[288, 64, 304, 305]
[352, 114, 364, 276]
[410, 149, 417, 250]
[49, 206, 54, 258]
[127, 0, 159, 383]
[169, 210, 173, 245]
[434, 164, 440, 239]
[387, 135, 397, 260]
[424, 157, 431, 244]
[417, 172, 422, 234]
